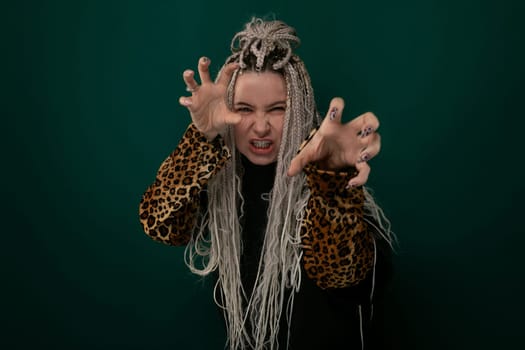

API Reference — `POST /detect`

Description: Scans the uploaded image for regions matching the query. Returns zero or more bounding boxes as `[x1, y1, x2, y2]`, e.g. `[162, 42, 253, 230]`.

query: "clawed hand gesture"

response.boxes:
[180, 57, 382, 188]
[179, 57, 241, 140]
[287, 98, 381, 188]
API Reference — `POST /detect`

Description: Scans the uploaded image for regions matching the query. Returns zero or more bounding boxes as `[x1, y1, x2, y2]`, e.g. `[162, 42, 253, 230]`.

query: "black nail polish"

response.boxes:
[329, 107, 338, 120]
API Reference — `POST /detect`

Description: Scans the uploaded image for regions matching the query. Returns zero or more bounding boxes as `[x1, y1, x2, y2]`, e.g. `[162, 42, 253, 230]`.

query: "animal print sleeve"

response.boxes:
[300, 164, 376, 289]
[139, 124, 231, 246]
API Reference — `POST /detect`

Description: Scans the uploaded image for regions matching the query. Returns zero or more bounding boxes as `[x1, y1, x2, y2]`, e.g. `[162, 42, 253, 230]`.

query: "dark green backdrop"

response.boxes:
[4, 0, 524, 349]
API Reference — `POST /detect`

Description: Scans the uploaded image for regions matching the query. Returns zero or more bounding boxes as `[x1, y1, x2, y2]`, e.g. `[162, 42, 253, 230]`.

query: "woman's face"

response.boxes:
[233, 71, 286, 165]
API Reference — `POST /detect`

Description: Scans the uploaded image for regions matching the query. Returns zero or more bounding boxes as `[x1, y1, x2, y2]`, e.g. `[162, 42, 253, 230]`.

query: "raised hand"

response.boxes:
[179, 57, 241, 140]
[287, 97, 381, 188]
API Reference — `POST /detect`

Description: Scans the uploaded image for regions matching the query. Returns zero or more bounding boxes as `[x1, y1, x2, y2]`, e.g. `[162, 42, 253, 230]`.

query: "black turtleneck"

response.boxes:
[239, 155, 276, 295]
[230, 155, 392, 349]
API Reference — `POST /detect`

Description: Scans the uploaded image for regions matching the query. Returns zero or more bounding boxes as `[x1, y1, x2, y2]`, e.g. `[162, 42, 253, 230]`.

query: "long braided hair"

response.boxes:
[184, 18, 394, 350]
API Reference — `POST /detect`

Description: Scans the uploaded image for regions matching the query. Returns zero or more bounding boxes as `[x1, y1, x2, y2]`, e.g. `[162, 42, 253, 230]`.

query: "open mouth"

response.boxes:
[251, 140, 272, 149]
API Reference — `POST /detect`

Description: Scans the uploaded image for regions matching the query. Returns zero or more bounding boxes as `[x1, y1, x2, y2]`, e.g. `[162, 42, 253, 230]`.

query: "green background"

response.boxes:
[4, 0, 524, 348]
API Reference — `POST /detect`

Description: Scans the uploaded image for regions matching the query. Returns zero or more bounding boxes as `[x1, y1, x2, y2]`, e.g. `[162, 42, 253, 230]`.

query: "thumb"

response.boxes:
[287, 151, 313, 177]
[224, 111, 242, 125]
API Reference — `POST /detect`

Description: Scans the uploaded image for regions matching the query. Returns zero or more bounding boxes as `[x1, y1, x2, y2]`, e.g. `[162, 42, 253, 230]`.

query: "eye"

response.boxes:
[236, 106, 252, 113]
[269, 106, 285, 113]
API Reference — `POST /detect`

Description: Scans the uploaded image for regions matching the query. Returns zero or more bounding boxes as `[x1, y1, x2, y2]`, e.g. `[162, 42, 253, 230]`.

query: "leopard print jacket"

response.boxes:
[139, 124, 375, 289]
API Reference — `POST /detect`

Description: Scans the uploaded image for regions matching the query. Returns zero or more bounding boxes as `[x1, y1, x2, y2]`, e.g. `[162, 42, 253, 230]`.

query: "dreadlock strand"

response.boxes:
[184, 17, 335, 350]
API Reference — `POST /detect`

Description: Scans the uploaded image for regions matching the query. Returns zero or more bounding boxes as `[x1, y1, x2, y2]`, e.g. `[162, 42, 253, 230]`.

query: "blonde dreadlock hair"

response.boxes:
[184, 17, 394, 350]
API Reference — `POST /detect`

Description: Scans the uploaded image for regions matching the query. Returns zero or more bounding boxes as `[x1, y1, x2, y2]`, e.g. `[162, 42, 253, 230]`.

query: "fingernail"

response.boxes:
[329, 107, 338, 120]
[358, 153, 370, 163]
[361, 127, 373, 138]
[202, 57, 209, 63]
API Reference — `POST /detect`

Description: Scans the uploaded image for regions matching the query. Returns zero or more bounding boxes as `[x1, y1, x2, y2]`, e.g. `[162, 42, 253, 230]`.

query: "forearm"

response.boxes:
[300, 164, 376, 289]
[138, 123, 231, 245]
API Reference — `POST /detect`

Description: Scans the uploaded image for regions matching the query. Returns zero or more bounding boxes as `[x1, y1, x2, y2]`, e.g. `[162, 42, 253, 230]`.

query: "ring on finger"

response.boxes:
[186, 85, 198, 92]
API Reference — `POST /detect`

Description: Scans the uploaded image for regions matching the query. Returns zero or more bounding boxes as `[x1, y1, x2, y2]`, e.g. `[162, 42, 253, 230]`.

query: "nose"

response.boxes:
[253, 112, 270, 136]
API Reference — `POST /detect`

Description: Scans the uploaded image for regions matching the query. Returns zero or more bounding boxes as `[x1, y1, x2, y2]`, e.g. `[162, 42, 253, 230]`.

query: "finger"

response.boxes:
[197, 57, 212, 84]
[324, 97, 345, 123]
[358, 133, 381, 163]
[223, 110, 242, 125]
[216, 62, 240, 86]
[347, 162, 371, 188]
[356, 112, 380, 137]
[287, 149, 317, 177]
[183, 69, 199, 91]
[287, 157, 304, 177]
[178, 96, 193, 108]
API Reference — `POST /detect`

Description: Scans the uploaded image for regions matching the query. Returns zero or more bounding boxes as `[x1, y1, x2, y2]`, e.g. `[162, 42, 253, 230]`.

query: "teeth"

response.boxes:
[252, 140, 271, 148]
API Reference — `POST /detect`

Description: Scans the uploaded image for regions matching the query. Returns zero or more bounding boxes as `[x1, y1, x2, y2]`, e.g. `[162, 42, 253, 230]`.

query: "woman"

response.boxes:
[139, 17, 395, 350]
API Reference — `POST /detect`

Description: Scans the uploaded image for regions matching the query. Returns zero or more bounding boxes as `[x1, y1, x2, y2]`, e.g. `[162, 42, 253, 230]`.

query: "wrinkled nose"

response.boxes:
[253, 113, 270, 136]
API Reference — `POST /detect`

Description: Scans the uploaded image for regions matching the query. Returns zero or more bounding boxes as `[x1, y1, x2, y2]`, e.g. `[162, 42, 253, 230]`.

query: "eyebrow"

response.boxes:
[233, 101, 286, 108]
[268, 101, 287, 108]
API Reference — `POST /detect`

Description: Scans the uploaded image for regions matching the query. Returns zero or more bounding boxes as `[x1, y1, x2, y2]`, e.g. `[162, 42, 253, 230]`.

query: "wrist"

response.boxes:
[203, 131, 219, 141]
